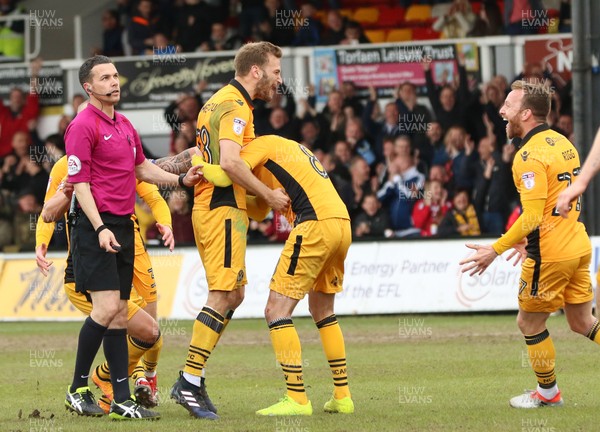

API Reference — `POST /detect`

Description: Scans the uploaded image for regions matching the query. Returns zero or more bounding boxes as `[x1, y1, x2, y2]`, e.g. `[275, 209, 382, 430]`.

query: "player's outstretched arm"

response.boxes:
[136, 158, 204, 188]
[557, 127, 600, 217]
[153, 148, 195, 174]
[459, 199, 544, 276]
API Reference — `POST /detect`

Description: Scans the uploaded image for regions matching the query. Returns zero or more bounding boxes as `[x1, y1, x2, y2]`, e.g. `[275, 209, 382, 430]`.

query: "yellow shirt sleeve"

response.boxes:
[240, 139, 269, 170]
[191, 154, 233, 187]
[218, 101, 251, 146]
[36, 215, 55, 249]
[513, 154, 548, 201]
[36, 157, 68, 248]
[492, 199, 545, 255]
[136, 181, 171, 228]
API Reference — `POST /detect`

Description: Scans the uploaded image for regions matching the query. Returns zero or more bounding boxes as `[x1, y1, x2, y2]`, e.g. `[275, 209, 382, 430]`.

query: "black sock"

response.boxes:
[71, 317, 107, 392]
[103, 328, 130, 403]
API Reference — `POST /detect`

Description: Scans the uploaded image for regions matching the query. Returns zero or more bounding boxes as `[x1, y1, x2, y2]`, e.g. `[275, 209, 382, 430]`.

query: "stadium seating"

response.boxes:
[404, 4, 432, 23]
[377, 6, 405, 28]
[364, 29, 386, 43]
[339, 8, 353, 19]
[411, 27, 441, 40]
[352, 7, 379, 25]
[386, 28, 413, 42]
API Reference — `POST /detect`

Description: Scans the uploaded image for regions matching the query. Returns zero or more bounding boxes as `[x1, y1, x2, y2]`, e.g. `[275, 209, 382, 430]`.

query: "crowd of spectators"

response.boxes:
[92, 0, 572, 57]
[0, 58, 573, 249]
[0, 2, 577, 250]
[153, 49, 573, 244]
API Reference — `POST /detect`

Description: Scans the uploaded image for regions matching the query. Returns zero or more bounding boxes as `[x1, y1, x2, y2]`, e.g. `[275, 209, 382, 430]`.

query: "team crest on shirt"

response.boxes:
[67, 155, 81, 175]
[233, 118, 246, 135]
[521, 172, 535, 190]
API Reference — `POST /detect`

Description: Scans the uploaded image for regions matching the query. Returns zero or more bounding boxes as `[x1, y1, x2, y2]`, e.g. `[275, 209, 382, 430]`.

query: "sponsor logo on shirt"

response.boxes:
[103, 134, 112, 140]
[521, 171, 535, 190]
[233, 117, 246, 135]
[67, 155, 81, 176]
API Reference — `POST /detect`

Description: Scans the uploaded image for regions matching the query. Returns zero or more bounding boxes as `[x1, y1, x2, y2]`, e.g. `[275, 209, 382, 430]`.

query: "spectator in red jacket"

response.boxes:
[412, 180, 452, 237]
[0, 60, 40, 158]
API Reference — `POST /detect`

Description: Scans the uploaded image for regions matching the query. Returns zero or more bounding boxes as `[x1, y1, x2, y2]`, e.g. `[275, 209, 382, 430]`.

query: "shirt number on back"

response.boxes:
[197, 126, 212, 163]
[298, 144, 328, 179]
[552, 169, 581, 215]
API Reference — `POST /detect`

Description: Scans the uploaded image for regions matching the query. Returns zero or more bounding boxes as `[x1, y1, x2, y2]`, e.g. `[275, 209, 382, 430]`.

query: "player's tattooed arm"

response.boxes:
[154, 148, 194, 174]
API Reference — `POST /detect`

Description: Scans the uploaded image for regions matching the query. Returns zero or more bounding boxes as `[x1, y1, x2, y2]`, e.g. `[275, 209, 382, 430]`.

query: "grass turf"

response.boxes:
[1, 314, 598, 432]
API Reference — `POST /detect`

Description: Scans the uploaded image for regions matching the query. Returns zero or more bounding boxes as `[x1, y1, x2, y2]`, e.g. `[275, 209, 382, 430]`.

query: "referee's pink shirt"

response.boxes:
[66, 103, 145, 216]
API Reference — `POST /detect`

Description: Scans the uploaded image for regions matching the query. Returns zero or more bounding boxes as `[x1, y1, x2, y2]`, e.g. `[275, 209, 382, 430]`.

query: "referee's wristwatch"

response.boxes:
[178, 173, 187, 188]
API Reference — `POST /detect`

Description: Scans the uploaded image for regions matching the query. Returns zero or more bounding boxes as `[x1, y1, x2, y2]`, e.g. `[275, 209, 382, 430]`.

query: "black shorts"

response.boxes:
[71, 211, 134, 300]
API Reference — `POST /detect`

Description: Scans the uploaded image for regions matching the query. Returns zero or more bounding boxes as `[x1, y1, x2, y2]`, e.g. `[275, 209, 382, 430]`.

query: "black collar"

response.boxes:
[229, 79, 254, 108]
[515, 123, 550, 149]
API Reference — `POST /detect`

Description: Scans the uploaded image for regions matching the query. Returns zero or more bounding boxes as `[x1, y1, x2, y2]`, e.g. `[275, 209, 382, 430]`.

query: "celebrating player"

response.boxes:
[154, 42, 290, 420]
[200, 134, 354, 416]
[460, 81, 596, 408]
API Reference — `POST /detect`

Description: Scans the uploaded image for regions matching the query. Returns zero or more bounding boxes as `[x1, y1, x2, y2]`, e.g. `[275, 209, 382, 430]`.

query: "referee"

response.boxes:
[64, 55, 203, 420]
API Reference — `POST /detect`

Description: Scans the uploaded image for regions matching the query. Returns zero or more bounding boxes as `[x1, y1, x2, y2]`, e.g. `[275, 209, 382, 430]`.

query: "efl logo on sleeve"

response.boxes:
[233, 118, 246, 135]
[67, 155, 81, 175]
[521, 172, 535, 190]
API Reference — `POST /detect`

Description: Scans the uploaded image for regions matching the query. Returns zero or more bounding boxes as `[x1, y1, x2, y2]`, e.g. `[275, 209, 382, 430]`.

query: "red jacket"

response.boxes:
[0, 93, 39, 158]
[412, 199, 452, 237]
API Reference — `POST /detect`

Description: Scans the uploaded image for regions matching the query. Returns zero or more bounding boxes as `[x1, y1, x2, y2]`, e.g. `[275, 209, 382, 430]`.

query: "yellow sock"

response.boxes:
[127, 335, 153, 377]
[269, 318, 308, 405]
[142, 330, 162, 374]
[131, 363, 145, 382]
[95, 362, 111, 382]
[212, 309, 234, 350]
[525, 329, 556, 390]
[316, 314, 350, 399]
[586, 320, 600, 344]
[183, 306, 224, 377]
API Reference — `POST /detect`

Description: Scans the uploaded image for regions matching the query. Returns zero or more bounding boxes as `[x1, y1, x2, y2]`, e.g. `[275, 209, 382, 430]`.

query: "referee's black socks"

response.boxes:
[70, 316, 107, 392]
[103, 328, 130, 403]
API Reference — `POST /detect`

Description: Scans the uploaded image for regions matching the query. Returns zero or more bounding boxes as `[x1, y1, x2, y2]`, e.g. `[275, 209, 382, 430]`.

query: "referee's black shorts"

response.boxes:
[71, 212, 134, 300]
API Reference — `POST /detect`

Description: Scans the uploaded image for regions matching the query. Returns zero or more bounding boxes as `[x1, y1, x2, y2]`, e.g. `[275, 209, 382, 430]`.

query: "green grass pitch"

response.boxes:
[2, 314, 598, 432]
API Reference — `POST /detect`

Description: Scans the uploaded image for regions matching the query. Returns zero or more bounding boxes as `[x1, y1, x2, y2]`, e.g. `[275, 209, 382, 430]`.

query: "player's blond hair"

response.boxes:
[511, 80, 552, 122]
[234, 42, 282, 76]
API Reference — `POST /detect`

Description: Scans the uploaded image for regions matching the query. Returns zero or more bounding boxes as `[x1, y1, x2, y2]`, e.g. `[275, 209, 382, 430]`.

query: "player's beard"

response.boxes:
[506, 117, 523, 139]
[255, 73, 276, 102]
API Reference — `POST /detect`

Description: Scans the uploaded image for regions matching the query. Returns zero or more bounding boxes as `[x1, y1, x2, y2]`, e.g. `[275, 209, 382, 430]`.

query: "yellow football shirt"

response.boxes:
[241, 135, 350, 226]
[512, 124, 590, 262]
[195, 79, 255, 211]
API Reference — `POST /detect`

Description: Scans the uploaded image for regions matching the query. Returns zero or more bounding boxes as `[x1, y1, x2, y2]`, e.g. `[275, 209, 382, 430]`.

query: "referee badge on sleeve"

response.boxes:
[68, 155, 82, 175]
[521, 172, 535, 190]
